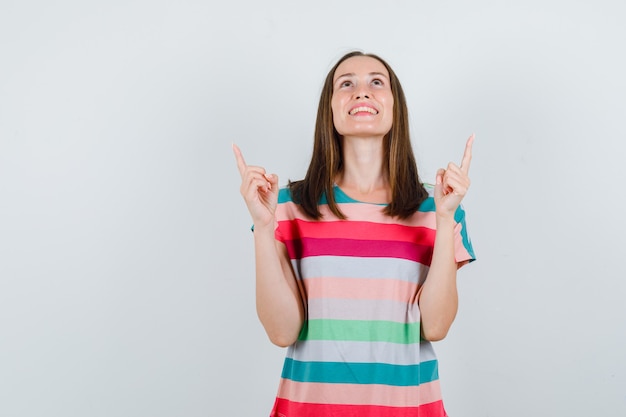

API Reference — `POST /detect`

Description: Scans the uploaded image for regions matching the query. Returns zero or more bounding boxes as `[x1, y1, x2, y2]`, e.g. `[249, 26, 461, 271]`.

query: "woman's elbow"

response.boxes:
[267, 331, 299, 347]
[264, 321, 302, 347]
[421, 324, 451, 342]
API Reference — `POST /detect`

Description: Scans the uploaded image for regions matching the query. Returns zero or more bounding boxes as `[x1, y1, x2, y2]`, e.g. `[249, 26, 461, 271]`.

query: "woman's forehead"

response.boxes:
[333, 56, 389, 81]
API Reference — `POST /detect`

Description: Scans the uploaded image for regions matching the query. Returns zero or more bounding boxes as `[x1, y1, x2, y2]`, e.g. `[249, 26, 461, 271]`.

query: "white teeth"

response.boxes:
[349, 106, 378, 115]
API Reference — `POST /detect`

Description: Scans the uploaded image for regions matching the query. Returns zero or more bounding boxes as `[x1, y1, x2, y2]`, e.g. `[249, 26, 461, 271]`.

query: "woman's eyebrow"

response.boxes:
[369, 72, 389, 78]
[334, 72, 355, 81]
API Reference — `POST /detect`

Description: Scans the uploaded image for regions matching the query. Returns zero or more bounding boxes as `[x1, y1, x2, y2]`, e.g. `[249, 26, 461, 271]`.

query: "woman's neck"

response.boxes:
[336, 136, 390, 202]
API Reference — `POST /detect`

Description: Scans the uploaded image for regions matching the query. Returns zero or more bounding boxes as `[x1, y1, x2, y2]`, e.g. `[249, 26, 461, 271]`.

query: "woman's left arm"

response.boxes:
[419, 134, 474, 341]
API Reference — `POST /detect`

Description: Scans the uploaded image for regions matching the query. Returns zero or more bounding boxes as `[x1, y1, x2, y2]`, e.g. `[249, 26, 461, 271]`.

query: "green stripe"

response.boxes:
[299, 319, 421, 344]
[282, 358, 439, 386]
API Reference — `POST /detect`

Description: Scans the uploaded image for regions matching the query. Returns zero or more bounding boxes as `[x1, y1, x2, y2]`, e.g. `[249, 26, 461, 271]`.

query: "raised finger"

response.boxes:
[232, 143, 248, 178]
[460, 134, 474, 174]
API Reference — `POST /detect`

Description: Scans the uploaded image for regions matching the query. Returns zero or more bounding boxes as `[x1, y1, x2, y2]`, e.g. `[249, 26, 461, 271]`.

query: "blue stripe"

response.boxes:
[454, 205, 476, 261]
[417, 197, 435, 212]
[278, 187, 293, 204]
[281, 358, 439, 386]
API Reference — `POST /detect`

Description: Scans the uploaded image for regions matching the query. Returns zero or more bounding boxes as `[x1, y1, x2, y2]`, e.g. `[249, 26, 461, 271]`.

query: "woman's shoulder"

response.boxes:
[277, 180, 325, 205]
[277, 185, 296, 204]
[422, 182, 435, 194]
[416, 183, 436, 213]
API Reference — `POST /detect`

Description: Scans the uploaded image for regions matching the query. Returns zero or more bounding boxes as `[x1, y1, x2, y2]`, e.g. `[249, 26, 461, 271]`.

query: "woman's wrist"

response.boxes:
[252, 222, 276, 238]
[435, 213, 456, 229]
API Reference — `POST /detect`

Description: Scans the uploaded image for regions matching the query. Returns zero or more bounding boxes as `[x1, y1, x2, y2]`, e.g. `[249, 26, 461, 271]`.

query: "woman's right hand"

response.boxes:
[233, 144, 279, 230]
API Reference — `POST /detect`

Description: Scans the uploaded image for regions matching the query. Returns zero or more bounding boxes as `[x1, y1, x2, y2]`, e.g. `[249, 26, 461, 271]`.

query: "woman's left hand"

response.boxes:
[434, 134, 474, 218]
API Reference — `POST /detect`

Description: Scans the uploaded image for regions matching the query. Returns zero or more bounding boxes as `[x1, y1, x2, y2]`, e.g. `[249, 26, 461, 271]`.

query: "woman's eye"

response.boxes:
[372, 79, 383, 86]
[340, 81, 352, 88]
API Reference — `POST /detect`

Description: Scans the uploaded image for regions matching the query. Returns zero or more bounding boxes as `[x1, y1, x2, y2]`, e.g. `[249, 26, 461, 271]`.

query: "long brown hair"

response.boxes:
[289, 51, 428, 220]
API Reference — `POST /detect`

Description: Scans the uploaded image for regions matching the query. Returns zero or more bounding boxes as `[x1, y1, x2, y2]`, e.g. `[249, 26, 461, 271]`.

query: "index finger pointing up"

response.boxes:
[232, 143, 247, 178]
[460, 133, 475, 174]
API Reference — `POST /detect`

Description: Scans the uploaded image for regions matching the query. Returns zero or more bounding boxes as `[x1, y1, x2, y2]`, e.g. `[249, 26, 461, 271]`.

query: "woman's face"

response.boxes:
[331, 56, 394, 139]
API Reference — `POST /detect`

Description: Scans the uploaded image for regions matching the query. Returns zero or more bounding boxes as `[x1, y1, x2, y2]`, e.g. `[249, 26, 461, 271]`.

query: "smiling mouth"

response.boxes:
[349, 106, 378, 115]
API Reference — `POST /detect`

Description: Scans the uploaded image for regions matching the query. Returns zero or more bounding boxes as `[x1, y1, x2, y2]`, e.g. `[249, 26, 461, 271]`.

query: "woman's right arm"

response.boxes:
[233, 144, 304, 347]
[252, 224, 304, 347]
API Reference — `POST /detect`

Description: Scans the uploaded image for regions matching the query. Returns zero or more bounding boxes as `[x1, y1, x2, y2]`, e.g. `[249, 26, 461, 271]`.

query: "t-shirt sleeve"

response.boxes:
[273, 187, 294, 245]
[453, 204, 476, 267]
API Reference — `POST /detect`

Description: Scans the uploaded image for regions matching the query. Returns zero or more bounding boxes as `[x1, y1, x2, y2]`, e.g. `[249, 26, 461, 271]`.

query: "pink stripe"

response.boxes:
[271, 397, 447, 417]
[305, 277, 419, 302]
[276, 379, 443, 408]
[275, 218, 437, 245]
[454, 222, 472, 263]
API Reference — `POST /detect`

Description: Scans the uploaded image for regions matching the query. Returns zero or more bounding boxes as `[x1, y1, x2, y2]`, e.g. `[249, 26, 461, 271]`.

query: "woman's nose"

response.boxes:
[354, 88, 370, 99]
[354, 83, 370, 100]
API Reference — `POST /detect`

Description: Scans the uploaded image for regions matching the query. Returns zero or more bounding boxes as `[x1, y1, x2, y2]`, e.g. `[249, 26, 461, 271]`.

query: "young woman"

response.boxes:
[234, 50, 476, 417]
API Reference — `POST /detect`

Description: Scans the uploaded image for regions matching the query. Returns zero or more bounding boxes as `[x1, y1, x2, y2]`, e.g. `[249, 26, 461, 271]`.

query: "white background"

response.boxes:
[1, 1, 625, 416]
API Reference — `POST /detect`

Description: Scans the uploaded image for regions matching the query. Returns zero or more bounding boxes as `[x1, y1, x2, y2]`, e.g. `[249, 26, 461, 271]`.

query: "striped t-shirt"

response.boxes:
[269, 184, 475, 417]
